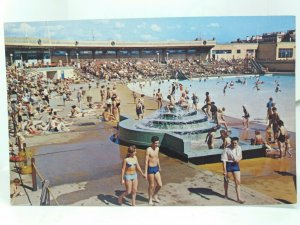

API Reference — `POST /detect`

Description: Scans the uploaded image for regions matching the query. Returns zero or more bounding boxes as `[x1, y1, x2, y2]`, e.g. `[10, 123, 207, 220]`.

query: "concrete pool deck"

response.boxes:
[8, 78, 296, 206]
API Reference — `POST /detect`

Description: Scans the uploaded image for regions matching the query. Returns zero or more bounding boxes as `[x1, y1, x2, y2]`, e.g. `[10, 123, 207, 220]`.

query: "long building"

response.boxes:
[4, 30, 295, 72]
[4, 37, 216, 66]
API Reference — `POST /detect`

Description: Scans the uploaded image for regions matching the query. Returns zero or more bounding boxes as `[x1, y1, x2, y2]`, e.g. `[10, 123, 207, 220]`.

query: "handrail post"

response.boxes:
[31, 158, 37, 191]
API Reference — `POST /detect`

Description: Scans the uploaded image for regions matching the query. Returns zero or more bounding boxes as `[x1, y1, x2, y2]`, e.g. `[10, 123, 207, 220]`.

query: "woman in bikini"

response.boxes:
[118, 145, 145, 206]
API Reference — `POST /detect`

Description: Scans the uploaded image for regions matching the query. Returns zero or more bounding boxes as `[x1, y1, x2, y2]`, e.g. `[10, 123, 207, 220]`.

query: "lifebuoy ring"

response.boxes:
[10, 155, 25, 162]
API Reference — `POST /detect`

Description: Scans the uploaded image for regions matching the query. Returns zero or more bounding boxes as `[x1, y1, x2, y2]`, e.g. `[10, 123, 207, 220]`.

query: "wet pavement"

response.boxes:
[34, 123, 121, 187]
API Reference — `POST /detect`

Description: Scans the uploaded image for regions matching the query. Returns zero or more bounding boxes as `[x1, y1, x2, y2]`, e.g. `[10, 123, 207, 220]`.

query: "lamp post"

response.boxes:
[157, 52, 160, 63]
[10, 53, 13, 66]
[166, 52, 169, 63]
[76, 53, 80, 68]
[65, 52, 68, 66]
[11, 100, 17, 137]
[20, 54, 23, 68]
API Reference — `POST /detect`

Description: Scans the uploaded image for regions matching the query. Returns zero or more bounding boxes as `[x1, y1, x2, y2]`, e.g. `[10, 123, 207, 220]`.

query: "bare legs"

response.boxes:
[147, 172, 162, 205]
[243, 118, 249, 129]
[218, 120, 229, 131]
[224, 171, 245, 204]
[118, 179, 138, 206]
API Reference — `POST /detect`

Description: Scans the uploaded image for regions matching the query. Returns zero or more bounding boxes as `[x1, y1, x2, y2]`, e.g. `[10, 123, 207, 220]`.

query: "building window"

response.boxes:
[212, 50, 232, 54]
[246, 49, 254, 54]
[187, 49, 196, 53]
[278, 48, 293, 58]
[237, 49, 241, 54]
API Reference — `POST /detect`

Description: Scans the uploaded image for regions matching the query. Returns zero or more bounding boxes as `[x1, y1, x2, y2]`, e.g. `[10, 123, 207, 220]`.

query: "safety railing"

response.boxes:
[31, 158, 60, 206]
[5, 37, 216, 47]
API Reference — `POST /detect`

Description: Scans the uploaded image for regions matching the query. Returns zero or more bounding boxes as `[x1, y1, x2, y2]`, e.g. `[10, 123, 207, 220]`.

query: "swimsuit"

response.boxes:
[148, 165, 159, 174]
[226, 162, 240, 172]
[124, 173, 137, 181]
[124, 161, 137, 181]
[278, 133, 286, 143]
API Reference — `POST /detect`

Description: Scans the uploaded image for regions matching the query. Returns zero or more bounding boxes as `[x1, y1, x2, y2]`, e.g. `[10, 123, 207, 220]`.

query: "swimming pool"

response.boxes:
[128, 74, 295, 132]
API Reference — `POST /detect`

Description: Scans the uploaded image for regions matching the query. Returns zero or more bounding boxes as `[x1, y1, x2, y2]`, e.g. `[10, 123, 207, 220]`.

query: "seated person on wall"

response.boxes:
[166, 94, 175, 113]
[217, 129, 231, 149]
[250, 130, 273, 153]
[102, 108, 116, 122]
[205, 127, 218, 149]
[177, 92, 189, 111]
[10, 178, 24, 198]
[250, 130, 264, 145]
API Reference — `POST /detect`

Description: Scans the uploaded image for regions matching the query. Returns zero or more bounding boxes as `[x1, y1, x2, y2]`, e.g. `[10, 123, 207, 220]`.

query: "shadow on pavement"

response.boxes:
[97, 194, 122, 206]
[97, 190, 148, 206]
[188, 187, 234, 202]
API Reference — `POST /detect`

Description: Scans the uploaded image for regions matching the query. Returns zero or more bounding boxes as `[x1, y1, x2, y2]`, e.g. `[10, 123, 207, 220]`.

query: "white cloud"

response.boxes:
[115, 22, 125, 29]
[150, 24, 161, 32]
[140, 34, 157, 41]
[10, 22, 36, 36]
[207, 23, 220, 28]
[137, 23, 147, 29]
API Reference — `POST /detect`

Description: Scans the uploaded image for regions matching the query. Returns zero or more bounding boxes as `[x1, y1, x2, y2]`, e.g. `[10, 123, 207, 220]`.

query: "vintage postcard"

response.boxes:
[4, 15, 296, 207]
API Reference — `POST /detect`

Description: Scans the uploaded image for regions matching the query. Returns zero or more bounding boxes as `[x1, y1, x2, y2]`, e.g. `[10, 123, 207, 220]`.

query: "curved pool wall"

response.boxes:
[118, 106, 265, 164]
[118, 115, 191, 157]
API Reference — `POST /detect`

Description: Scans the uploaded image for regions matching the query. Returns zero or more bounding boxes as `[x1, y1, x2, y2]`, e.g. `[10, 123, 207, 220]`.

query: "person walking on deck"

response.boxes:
[118, 145, 145, 206]
[145, 136, 162, 205]
[221, 137, 245, 204]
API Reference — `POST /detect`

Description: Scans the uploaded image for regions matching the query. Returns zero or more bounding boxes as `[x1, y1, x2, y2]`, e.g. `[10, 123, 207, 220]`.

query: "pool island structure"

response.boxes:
[119, 105, 264, 164]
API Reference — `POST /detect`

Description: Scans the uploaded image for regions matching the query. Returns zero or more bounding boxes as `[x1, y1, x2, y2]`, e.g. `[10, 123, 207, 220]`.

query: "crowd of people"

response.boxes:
[8, 55, 292, 206]
[79, 57, 255, 83]
[7, 67, 74, 146]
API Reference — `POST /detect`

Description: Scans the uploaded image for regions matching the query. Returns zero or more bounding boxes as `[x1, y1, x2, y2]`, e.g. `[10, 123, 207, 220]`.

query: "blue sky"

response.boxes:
[4, 16, 295, 43]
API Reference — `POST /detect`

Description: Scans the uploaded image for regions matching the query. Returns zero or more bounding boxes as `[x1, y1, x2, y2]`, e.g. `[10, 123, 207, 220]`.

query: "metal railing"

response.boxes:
[31, 158, 60, 205]
[5, 37, 216, 48]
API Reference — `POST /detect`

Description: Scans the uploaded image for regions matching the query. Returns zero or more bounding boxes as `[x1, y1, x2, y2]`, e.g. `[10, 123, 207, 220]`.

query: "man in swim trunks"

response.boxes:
[156, 89, 163, 109]
[221, 137, 245, 204]
[201, 92, 211, 118]
[145, 136, 162, 205]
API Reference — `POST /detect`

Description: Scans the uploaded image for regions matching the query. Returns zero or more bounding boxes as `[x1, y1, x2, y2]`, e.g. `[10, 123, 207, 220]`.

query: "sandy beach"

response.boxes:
[10, 77, 296, 206]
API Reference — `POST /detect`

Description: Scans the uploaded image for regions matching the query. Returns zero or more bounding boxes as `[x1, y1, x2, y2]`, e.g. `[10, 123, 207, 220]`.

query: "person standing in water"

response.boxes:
[201, 92, 211, 118]
[242, 105, 250, 129]
[156, 89, 163, 109]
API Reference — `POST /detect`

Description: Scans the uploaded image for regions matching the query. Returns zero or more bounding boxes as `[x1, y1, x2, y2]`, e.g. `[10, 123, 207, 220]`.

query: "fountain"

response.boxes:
[118, 105, 264, 164]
